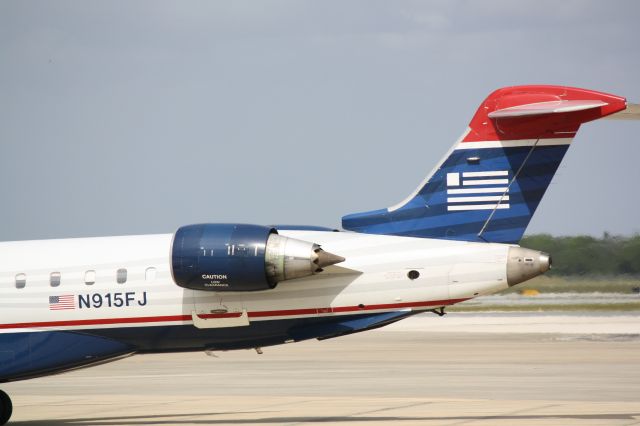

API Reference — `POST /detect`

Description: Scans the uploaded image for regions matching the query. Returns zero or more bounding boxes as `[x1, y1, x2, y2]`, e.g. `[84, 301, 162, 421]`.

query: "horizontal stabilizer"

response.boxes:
[488, 100, 608, 118]
[605, 103, 640, 120]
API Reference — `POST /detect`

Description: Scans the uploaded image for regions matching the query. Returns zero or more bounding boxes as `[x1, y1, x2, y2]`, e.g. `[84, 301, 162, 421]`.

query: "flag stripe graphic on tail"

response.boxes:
[445, 171, 510, 211]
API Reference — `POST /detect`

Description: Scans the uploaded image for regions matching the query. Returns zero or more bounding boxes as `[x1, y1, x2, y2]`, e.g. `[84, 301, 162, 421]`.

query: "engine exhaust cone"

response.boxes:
[265, 234, 346, 283]
[314, 249, 346, 270]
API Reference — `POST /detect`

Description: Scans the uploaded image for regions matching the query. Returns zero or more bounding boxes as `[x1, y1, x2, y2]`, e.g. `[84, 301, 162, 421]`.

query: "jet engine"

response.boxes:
[171, 224, 345, 291]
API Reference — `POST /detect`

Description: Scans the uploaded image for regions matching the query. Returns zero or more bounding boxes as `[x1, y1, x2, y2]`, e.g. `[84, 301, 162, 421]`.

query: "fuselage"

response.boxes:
[0, 230, 510, 380]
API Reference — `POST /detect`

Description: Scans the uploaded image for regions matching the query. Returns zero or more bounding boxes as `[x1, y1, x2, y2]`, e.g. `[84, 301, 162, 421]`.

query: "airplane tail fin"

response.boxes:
[342, 85, 634, 244]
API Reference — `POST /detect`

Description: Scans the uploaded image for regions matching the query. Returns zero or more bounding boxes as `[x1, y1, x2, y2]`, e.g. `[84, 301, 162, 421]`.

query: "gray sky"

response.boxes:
[1, 0, 639, 241]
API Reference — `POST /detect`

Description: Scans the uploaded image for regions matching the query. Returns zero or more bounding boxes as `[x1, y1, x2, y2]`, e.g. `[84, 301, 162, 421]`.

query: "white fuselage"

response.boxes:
[0, 230, 510, 336]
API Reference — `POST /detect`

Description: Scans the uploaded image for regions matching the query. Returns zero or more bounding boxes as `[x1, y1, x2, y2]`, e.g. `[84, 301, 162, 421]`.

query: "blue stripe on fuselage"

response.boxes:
[0, 311, 416, 382]
[0, 331, 133, 382]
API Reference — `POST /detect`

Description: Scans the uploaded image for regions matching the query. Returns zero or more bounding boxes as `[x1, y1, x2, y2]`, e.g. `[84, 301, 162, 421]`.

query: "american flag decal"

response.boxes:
[49, 295, 75, 310]
[446, 171, 510, 211]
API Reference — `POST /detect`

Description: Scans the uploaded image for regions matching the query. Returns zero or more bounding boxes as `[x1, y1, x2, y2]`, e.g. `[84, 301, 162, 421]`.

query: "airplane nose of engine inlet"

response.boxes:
[506, 247, 551, 286]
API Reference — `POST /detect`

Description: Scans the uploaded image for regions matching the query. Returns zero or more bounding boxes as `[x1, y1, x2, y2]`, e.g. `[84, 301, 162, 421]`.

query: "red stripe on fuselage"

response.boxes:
[0, 298, 469, 330]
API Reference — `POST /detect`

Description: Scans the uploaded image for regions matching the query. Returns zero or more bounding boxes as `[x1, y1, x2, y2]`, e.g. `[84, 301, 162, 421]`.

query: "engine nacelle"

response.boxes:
[171, 224, 344, 291]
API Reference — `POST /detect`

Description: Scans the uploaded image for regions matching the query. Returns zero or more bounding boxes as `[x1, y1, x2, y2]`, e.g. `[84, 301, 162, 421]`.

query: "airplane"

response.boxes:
[0, 84, 638, 424]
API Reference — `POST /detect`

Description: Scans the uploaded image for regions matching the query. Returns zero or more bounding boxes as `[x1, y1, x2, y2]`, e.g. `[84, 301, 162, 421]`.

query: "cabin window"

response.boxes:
[84, 270, 96, 285]
[145, 267, 156, 282]
[50, 272, 61, 287]
[117, 268, 127, 284]
[15, 273, 26, 289]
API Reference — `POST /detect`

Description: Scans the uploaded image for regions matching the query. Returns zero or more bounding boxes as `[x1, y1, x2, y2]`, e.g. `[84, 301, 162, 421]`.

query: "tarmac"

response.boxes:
[4, 313, 640, 425]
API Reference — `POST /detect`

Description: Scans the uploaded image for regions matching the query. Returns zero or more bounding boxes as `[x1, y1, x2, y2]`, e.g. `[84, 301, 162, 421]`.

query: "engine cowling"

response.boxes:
[171, 224, 345, 291]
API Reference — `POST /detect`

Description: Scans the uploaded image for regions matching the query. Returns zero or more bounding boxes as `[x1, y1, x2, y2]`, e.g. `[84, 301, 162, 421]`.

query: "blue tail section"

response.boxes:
[342, 141, 570, 244]
[342, 85, 628, 244]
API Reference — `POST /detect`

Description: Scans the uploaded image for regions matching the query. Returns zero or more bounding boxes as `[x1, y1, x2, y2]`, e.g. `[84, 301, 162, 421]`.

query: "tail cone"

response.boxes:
[506, 246, 551, 286]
